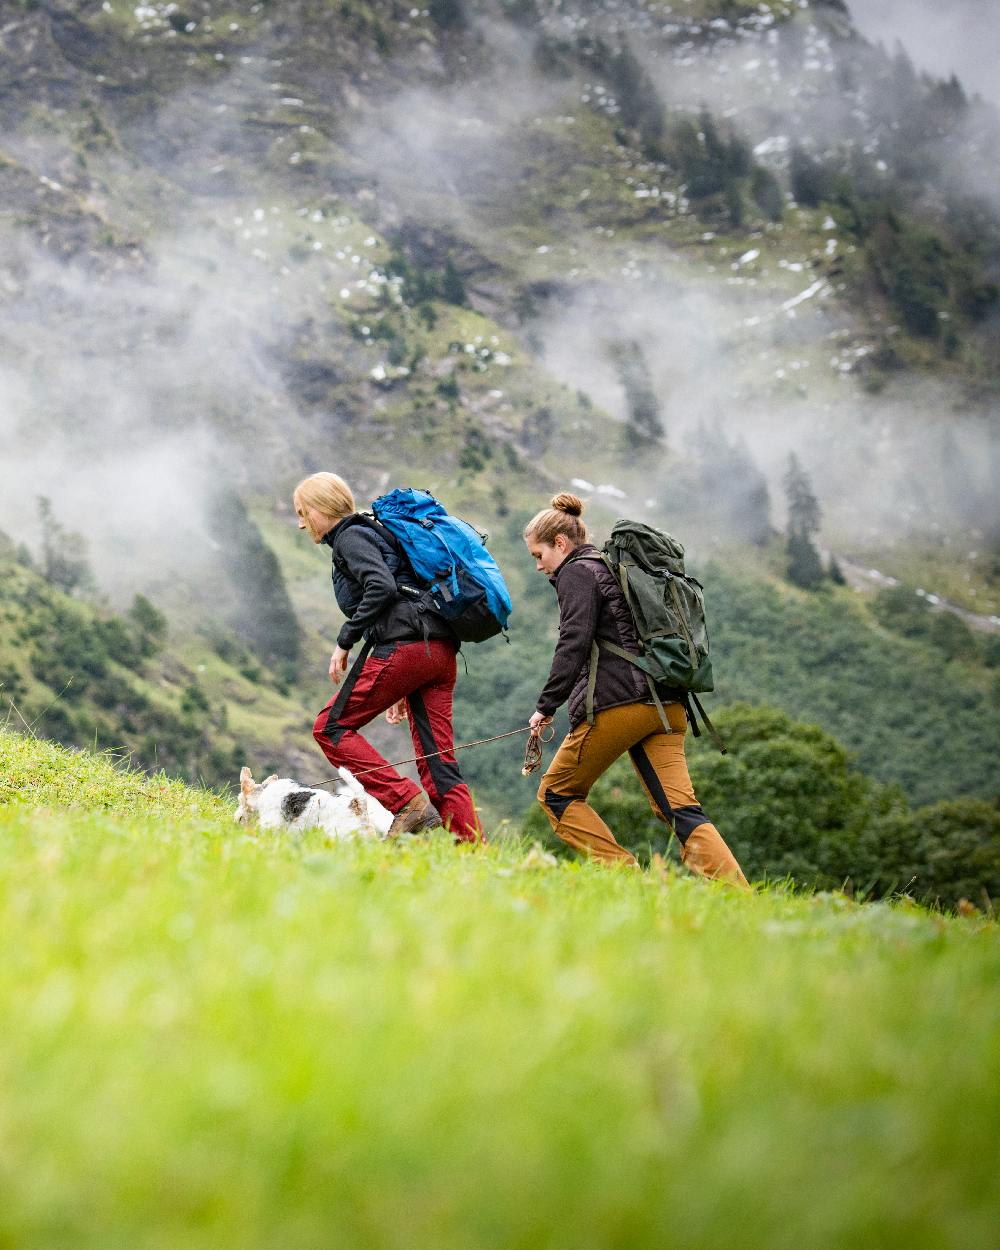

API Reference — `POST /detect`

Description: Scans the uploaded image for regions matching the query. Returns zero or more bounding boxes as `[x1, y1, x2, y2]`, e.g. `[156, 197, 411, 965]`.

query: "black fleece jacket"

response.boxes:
[323, 514, 451, 651]
[536, 544, 678, 728]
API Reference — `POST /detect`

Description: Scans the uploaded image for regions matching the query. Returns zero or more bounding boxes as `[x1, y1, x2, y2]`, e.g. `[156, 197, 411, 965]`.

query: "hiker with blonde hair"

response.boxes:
[294, 472, 482, 843]
[523, 492, 748, 883]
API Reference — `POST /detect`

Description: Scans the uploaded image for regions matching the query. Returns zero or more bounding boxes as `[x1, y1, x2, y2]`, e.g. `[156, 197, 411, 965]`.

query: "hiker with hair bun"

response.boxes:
[524, 492, 748, 884]
[294, 471, 482, 843]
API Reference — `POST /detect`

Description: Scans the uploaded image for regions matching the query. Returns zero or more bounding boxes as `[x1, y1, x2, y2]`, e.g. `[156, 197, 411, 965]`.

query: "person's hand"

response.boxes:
[329, 646, 350, 684]
[385, 700, 408, 726]
[528, 710, 552, 737]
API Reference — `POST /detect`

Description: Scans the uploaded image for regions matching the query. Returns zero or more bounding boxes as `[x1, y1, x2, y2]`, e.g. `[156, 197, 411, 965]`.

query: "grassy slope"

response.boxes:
[2, 729, 999, 1249]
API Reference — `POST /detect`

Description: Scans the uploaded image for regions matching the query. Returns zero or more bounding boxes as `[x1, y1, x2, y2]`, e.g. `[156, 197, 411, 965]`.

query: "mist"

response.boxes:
[0, 225, 302, 599]
[847, 0, 1000, 105]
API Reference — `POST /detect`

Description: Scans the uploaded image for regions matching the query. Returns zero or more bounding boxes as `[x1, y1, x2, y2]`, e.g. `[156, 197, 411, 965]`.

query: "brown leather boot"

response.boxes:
[681, 824, 751, 890]
[387, 793, 441, 838]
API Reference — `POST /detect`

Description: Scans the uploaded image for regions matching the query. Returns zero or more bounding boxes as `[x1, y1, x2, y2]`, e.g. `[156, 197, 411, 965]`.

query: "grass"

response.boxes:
[1, 728, 998, 1249]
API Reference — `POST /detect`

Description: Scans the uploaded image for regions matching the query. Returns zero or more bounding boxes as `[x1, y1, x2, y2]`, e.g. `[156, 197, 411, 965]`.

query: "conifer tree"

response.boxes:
[209, 492, 302, 668]
[784, 454, 824, 590]
[609, 340, 664, 454]
[37, 497, 94, 596]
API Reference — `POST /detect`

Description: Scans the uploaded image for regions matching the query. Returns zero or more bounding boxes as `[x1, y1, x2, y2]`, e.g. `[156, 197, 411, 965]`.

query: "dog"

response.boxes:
[235, 765, 393, 839]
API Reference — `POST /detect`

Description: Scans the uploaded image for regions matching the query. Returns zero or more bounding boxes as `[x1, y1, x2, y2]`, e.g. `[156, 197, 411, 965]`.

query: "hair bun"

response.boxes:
[550, 492, 584, 517]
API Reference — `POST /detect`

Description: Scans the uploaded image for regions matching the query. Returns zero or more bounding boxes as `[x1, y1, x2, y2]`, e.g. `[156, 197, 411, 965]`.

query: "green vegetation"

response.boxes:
[0, 548, 282, 790]
[706, 566, 1000, 808]
[522, 703, 1000, 911]
[784, 453, 825, 590]
[1, 727, 999, 1248]
[209, 490, 302, 671]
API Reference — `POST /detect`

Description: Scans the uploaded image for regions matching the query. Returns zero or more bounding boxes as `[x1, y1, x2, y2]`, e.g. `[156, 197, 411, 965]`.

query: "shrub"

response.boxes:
[909, 798, 1000, 910]
[871, 585, 932, 639]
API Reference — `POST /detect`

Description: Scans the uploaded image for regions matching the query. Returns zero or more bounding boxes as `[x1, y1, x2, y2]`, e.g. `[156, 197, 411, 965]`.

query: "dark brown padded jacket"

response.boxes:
[535, 543, 680, 729]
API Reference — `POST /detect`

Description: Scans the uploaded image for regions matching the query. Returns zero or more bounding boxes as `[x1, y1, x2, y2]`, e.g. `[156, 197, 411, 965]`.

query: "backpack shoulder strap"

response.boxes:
[573, 551, 674, 735]
[354, 511, 401, 550]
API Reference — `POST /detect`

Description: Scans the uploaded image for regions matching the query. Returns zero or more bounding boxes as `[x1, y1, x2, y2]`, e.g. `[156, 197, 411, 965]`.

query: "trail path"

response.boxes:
[834, 555, 1000, 636]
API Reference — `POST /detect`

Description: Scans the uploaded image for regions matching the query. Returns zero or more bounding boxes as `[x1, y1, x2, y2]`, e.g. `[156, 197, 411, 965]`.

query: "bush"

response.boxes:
[909, 798, 1000, 910]
[871, 585, 931, 639]
[128, 594, 168, 657]
[927, 612, 977, 662]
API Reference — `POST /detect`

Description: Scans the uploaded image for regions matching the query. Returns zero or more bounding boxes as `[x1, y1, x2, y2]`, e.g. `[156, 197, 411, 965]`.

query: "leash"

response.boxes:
[309, 722, 555, 789]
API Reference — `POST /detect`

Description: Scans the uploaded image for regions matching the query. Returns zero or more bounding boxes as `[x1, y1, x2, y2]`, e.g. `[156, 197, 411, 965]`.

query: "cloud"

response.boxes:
[847, 0, 1000, 105]
[0, 229, 294, 596]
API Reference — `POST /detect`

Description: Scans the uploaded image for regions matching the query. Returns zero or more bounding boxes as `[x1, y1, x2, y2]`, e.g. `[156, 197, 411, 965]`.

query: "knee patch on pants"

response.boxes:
[672, 804, 709, 844]
[313, 709, 347, 748]
[540, 787, 579, 823]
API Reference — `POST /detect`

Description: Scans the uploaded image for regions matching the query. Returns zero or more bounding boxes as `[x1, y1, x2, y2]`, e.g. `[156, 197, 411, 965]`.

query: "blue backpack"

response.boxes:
[370, 488, 512, 643]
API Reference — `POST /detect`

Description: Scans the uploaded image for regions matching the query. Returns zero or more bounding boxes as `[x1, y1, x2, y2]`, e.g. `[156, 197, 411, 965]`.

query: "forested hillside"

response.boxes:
[1, 0, 998, 896]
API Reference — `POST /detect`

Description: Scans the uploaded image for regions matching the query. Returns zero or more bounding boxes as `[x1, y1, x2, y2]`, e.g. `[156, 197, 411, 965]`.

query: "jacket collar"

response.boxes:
[320, 512, 360, 548]
[549, 542, 599, 584]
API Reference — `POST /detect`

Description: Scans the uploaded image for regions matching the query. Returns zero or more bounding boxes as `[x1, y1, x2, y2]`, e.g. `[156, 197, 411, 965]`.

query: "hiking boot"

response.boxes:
[386, 793, 441, 838]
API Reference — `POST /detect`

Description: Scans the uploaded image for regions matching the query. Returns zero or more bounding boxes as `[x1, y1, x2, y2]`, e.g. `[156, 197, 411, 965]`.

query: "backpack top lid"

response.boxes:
[371, 487, 447, 532]
[605, 520, 686, 577]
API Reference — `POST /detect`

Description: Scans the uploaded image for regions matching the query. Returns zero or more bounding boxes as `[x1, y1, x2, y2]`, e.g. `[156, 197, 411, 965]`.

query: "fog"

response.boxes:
[0, 225, 299, 597]
[848, 0, 1000, 104]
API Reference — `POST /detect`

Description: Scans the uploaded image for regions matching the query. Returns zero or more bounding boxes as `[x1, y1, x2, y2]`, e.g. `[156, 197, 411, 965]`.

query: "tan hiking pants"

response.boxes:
[538, 701, 749, 887]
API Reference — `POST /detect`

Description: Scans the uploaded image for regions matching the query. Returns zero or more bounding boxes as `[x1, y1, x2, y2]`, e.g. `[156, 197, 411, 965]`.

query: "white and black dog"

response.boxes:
[235, 765, 393, 839]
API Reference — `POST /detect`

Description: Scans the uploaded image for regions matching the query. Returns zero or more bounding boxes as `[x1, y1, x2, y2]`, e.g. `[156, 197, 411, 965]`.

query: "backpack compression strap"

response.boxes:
[577, 551, 726, 751]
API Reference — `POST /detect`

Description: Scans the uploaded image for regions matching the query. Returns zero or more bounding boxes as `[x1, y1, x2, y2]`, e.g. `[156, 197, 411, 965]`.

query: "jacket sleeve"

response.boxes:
[333, 527, 399, 649]
[535, 563, 600, 716]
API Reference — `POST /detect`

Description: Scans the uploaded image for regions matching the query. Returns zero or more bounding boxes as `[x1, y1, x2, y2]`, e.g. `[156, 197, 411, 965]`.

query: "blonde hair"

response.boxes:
[293, 472, 356, 537]
[523, 492, 587, 547]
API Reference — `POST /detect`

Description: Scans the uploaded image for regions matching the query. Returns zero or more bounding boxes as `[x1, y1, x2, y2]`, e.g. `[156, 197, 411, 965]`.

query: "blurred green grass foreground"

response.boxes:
[1, 728, 998, 1250]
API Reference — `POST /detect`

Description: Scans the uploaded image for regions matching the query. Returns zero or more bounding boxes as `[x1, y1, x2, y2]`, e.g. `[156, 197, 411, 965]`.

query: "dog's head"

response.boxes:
[234, 766, 278, 824]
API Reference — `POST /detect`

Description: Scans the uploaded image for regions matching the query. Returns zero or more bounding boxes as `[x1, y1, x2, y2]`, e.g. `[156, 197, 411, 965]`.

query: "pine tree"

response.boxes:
[440, 257, 467, 306]
[209, 492, 302, 668]
[609, 340, 664, 454]
[37, 496, 94, 596]
[751, 166, 784, 222]
[693, 421, 771, 546]
[784, 454, 824, 590]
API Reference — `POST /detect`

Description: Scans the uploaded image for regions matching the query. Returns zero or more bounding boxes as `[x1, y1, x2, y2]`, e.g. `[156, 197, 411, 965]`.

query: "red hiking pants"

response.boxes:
[312, 639, 482, 842]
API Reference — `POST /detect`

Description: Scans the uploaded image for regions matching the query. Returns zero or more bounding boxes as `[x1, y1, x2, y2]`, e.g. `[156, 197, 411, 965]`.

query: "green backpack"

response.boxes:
[581, 520, 725, 751]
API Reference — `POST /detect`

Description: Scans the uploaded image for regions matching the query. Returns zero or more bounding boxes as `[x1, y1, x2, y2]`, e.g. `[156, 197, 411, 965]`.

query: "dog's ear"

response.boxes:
[261, 774, 278, 788]
[240, 767, 255, 796]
